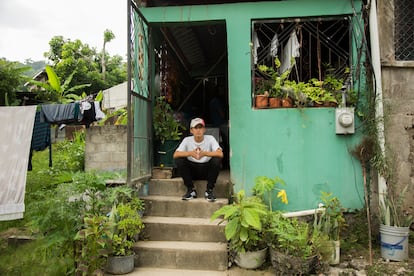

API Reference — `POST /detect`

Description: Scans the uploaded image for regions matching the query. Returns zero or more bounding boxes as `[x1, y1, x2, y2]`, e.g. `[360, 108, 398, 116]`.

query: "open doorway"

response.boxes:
[152, 21, 230, 169]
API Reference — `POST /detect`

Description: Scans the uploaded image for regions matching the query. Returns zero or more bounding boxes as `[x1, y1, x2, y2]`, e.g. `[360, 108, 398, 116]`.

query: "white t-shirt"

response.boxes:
[176, 135, 221, 163]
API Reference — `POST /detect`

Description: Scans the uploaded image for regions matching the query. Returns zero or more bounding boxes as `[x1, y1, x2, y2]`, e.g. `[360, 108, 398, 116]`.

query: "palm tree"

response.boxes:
[102, 29, 115, 81]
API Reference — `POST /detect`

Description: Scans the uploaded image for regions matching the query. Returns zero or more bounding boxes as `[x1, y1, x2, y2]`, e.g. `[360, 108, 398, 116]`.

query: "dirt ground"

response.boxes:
[327, 240, 414, 276]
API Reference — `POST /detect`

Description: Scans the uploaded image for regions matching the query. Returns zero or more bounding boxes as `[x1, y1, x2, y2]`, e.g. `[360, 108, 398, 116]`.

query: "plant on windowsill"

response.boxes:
[257, 57, 294, 108]
[254, 77, 270, 108]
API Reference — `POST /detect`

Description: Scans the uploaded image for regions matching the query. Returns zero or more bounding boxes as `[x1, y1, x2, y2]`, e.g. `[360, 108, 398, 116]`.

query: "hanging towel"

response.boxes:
[280, 31, 300, 74]
[28, 111, 52, 171]
[39, 102, 82, 124]
[0, 106, 36, 221]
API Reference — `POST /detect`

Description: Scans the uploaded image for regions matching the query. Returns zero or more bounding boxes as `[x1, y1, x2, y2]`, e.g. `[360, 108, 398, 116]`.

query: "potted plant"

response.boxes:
[254, 77, 270, 108]
[257, 57, 294, 108]
[313, 191, 345, 264]
[379, 184, 413, 261]
[302, 77, 343, 107]
[106, 199, 145, 274]
[251, 176, 319, 274]
[266, 211, 323, 275]
[75, 214, 113, 276]
[153, 96, 185, 167]
[75, 186, 145, 275]
[211, 190, 268, 269]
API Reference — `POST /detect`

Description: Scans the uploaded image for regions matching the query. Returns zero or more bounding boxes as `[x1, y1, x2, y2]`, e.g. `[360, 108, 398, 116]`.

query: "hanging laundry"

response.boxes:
[81, 101, 96, 128]
[280, 31, 300, 74]
[40, 102, 83, 124]
[28, 111, 52, 171]
[94, 101, 106, 121]
[0, 106, 36, 221]
[252, 30, 260, 64]
[270, 33, 279, 57]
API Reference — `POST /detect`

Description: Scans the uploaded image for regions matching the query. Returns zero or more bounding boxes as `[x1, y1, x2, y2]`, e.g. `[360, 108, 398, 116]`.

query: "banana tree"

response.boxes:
[29, 65, 91, 103]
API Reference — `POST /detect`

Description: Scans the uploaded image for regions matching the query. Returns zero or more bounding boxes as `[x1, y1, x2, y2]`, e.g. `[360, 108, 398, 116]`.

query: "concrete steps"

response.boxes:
[134, 171, 232, 272]
[142, 196, 228, 218]
[142, 216, 226, 242]
[134, 241, 228, 271]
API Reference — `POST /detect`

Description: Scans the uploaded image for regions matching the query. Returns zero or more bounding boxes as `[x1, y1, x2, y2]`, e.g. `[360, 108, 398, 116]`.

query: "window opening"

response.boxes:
[252, 17, 352, 108]
[394, 0, 414, 61]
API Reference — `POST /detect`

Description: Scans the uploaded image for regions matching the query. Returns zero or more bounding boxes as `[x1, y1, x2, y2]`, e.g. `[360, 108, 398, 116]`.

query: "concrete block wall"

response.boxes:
[378, 0, 414, 210]
[85, 125, 127, 171]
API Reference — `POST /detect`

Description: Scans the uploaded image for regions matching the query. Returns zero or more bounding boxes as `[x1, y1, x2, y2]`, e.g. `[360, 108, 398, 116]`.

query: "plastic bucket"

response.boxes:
[235, 247, 268, 269]
[380, 224, 409, 261]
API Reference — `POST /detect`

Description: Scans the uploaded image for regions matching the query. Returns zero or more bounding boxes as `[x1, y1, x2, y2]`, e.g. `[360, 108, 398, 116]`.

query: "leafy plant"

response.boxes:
[54, 130, 85, 171]
[313, 191, 346, 240]
[108, 201, 145, 256]
[252, 175, 288, 211]
[75, 215, 113, 276]
[153, 96, 185, 144]
[257, 57, 292, 98]
[266, 211, 314, 259]
[99, 107, 128, 125]
[211, 190, 268, 252]
[29, 65, 91, 103]
[379, 184, 413, 227]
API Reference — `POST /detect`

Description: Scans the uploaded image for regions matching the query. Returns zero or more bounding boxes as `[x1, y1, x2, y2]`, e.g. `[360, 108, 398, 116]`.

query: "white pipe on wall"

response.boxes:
[369, 0, 387, 206]
[283, 208, 324, 218]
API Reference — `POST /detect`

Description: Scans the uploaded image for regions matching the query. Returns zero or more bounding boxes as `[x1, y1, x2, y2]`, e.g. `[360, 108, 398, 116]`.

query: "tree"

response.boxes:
[102, 29, 116, 81]
[0, 58, 30, 106]
[45, 35, 126, 96]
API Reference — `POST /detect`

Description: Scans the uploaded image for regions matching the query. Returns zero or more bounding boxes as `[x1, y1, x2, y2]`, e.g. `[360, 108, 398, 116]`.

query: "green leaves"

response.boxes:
[153, 96, 185, 143]
[211, 190, 268, 252]
[252, 176, 287, 211]
[313, 191, 345, 240]
[30, 65, 91, 103]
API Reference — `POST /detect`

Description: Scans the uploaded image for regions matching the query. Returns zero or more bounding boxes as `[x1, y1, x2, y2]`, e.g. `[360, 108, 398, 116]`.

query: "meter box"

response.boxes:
[335, 107, 354, 134]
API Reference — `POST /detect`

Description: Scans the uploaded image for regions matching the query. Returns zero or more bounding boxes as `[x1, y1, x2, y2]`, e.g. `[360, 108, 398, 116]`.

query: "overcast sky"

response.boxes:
[0, 0, 127, 63]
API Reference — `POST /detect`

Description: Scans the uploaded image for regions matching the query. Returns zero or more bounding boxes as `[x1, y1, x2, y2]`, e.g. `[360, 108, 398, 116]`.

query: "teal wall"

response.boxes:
[140, 0, 365, 211]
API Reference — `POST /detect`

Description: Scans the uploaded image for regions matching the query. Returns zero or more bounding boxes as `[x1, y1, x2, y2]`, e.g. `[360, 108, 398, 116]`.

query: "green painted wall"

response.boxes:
[140, 0, 365, 211]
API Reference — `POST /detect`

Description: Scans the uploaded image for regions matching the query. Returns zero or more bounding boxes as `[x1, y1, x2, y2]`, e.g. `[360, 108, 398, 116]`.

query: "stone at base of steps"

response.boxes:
[113, 267, 274, 275]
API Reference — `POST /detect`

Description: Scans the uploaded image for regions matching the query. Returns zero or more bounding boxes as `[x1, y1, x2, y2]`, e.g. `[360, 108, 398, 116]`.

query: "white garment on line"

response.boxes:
[280, 31, 300, 74]
[0, 106, 36, 221]
[94, 101, 106, 121]
[252, 31, 260, 64]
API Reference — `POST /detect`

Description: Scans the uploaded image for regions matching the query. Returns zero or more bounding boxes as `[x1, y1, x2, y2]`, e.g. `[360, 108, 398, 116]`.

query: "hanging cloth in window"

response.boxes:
[270, 33, 279, 57]
[253, 31, 260, 64]
[0, 106, 36, 221]
[280, 31, 300, 74]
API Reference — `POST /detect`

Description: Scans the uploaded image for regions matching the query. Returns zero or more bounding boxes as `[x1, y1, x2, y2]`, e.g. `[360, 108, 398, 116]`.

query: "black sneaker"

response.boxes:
[205, 189, 216, 202]
[182, 190, 197, 200]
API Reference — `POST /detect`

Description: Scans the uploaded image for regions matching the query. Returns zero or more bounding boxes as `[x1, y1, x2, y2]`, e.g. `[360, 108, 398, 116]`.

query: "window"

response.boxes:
[394, 0, 414, 61]
[252, 17, 351, 108]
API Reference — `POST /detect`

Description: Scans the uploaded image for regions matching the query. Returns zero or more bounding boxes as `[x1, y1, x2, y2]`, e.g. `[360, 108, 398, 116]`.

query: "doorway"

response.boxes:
[152, 21, 230, 169]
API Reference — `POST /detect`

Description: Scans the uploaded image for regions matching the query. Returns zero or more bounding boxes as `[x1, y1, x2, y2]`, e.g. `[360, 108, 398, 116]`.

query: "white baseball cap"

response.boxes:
[190, 117, 205, 128]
